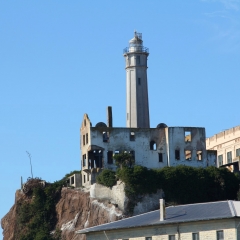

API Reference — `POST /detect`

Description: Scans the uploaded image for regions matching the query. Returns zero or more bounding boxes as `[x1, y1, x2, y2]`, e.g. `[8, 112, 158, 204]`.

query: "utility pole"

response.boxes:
[26, 151, 33, 178]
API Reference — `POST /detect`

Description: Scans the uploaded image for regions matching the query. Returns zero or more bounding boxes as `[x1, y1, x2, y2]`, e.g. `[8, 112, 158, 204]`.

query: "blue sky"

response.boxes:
[1, 0, 240, 237]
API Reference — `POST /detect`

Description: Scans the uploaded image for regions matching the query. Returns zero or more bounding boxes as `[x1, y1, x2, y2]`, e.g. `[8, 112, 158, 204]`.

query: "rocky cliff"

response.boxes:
[1, 187, 123, 240]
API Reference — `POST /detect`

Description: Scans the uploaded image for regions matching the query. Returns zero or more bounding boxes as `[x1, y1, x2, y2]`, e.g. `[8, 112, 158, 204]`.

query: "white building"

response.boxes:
[77, 200, 240, 240]
[80, 32, 216, 187]
[206, 125, 240, 172]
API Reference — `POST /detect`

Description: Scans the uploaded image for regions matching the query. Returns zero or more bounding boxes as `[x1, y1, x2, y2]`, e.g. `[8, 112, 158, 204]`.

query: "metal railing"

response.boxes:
[123, 46, 149, 54]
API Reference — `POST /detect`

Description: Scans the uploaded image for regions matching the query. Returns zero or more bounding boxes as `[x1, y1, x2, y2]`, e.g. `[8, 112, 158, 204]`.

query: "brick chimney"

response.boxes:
[107, 106, 112, 127]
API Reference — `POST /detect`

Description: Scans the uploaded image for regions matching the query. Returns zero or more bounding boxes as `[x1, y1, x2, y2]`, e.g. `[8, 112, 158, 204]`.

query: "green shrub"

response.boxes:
[96, 169, 116, 187]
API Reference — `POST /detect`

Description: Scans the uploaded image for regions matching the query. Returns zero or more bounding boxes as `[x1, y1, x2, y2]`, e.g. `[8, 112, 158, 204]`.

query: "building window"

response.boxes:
[138, 78, 141, 85]
[83, 175, 86, 183]
[103, 132, 109, 142]
[185, 150, 192, 160]
[84, 119, 86, 126]
[169, 235, 175, 240]
[217, 230, 224, 240]
[86, 133, 88, 144]
[197, 151, 202, 161]
[145, 238, 152, 240]
[159, 153, 163, 162]
[83, 135, 85, 145]
[107, 151, 113, 164]
[175, 149, 180, 160]
[83, 154, 86, 167]
[227, 151, 232, 163]
[150, 141, 157, 150]
[218, 155, 223, 166]
[130, 132, 135, 141]
[137, 55, 140, 64]
[236, 148, 240, 157]
[87, 174, 89, 181]
[185, 130, 191, 142]
[71, 176, 74, 185]
[192, 233, 199, 240]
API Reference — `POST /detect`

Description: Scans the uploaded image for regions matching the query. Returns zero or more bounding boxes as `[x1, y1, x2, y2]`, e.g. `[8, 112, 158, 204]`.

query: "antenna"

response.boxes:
[26, 151, 33, 178]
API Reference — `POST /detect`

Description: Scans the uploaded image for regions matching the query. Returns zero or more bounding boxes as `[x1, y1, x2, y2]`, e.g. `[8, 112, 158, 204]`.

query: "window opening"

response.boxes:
[103, 132, 109, 142]
[87, 174, 89, 181]
[83, 154, 86, 167]
[107, 151, 113, 164]
[83, 175, 86, 183]
[130, 150, 135, 161]
[130, 132, 135, 141]
[168, 235, 175, 240]
[137, 55, 140, 64]
[159, 153, 163, 162]
[86, 133, 88, 144]
[84, 119, 86, 126]
[218, 155, 223, 166]
[217, 230, 224, 240]
[138, 78, 141, 85]
[227, 151, 232, 163]
[150, 141, 157, 150]
[236, 148, 240, 157]
[192, 233, 199, 240]
[185, 150, 192, 160]
[83, 135, 85, 145]
[175, 149, 180, 160]
[197, 150, 202, 161]
[145, 237, 152, 240]
[71, 176, 74, 185]
[185, 130, 191, 142]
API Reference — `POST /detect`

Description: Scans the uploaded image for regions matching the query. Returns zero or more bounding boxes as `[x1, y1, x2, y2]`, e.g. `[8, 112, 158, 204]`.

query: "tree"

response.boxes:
[114, 152, 135, 169]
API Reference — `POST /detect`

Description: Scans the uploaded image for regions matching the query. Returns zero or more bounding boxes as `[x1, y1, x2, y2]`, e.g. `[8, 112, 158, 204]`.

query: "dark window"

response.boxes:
[175, 150, 180, 160]
[150, 141, 157, 150]
[107, 151, 113, 164]
[197, 150, 202, 160]
[130, 150, 135, 162]
[71, 176, 74, 185]
[145, 237, 152, 240]
[192, 233, 199, 240]
[83, 135, 85, 145]
[217, 230, 224, 240]
[84, 119, 86, 126]
[169, 235, 175, 240]
[86, 133, 88, 144]
[185, 150, 192, 160]
[83, 175, 86, 183]
[218, 155, 223, 166]
[137, 55, 140, 64]
[130, 132, 135, 141]
[159, 153, 163, 162]
[138, 78, 141, 85]
[83, 154, 86, 167]
[185, 130, 191, 142]
[103, 132, 109, 142]
[87, 174, 89, 181]
[227, 151, 232, 163]
[236, 148, 240, 157]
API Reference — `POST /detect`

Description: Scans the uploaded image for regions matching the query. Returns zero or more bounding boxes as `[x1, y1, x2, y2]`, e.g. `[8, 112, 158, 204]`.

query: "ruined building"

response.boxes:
[80, 32, 216, 187]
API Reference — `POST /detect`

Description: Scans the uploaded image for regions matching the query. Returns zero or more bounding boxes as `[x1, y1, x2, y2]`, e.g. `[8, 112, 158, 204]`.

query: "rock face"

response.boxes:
[1, 187, 123, 240]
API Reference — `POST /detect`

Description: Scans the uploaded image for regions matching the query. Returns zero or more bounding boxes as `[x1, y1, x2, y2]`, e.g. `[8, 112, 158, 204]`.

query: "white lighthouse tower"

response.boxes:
[123, 31, 150, 128]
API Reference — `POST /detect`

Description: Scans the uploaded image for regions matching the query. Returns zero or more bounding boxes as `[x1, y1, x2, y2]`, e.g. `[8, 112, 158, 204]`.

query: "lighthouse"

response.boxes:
[123, 31, 150, 128]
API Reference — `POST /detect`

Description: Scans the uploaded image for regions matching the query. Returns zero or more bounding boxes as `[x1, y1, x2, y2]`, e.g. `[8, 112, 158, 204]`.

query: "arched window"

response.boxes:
[150, 141, 157, 150]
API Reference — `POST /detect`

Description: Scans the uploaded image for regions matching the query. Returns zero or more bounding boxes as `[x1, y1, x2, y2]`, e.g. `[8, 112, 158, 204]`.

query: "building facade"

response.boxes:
[206, 125, 240, 172]
[77, 200, 240, 240]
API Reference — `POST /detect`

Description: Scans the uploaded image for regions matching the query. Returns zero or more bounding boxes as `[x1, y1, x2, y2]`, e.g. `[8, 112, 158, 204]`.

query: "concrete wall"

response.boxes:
[67, 173, 82, 188]
[80, 114, 216, 187]
[85, 218, 238, 240]
[206, 125, 240, 167]
[90, 181, 126, 211]
[90, 182, 164, 215]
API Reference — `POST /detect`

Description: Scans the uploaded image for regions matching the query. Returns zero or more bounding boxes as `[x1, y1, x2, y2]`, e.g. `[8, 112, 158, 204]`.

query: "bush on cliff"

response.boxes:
[17, 179, 64, 240]
[96, 169, 116, 187]
[116, 165, 240, 205]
